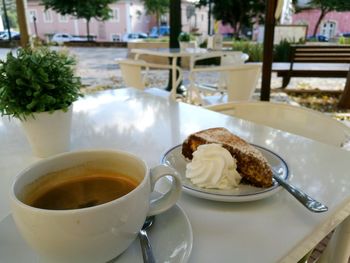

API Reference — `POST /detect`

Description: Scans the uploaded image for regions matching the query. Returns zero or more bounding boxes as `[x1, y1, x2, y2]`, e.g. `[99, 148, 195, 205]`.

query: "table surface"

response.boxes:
[131, 47, 238, 58]
[1, 88, 350, 263]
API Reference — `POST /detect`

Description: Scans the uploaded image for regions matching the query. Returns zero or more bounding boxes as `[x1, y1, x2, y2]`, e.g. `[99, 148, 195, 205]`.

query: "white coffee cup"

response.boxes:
[10, 150, 182, 263]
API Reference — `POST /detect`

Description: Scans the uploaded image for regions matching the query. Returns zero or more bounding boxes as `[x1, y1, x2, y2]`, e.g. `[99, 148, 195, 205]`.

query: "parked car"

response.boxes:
[0, 31, 20, 40]
[149, 26, 170, 38]
[122, 32, 148, 42]
[307, 34, 328, 42]
[341, 32, 350, 37]
[51, 33, 90, 44]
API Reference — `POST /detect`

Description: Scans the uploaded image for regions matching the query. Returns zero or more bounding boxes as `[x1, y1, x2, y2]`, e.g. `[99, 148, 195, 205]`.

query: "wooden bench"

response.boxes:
[272, 45, 350, 88]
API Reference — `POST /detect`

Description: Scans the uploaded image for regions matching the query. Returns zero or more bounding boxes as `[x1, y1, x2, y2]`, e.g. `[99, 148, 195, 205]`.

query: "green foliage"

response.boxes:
[0, 0, 18, 30]
[142, 0, 169, 17]
[273, 39, 292, 62]
[304, 0, 350, 12]
[40, 0, 116, 21]
[231, 39, 307, 62]
[273, 38, 305, 62]
[41, 0, 117, 39]
[231, 41, 263, 62]
[144, 37, 169, 42]
[197, 0, 265, 38]
[6, 12, 18, 30]
[0, 47, 82, 120]
[178, 32, 191, 42]
[339, 36, 350, 45]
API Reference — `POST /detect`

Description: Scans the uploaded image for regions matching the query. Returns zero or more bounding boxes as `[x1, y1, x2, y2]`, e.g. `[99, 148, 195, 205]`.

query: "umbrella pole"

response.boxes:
[261, 0, 278, 101]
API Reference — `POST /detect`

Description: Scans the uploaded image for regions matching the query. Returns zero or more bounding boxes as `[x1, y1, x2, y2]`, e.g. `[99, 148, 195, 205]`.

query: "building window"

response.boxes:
[59, 14, 68, 23]
[296, 20, 308, 26]
[28, 10, 37, 23]
[111, 34, 121, 42]
[321, 20, 337, 39]
[110, 8, 119, 22]
[43, 10, 53, 23]
[136, 10, 142, 21]
[201, 14, 204, 22]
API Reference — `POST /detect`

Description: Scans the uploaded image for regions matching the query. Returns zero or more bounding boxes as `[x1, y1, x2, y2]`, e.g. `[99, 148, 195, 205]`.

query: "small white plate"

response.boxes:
[162, 144, 289, 202]
[0, 203, 193, 263]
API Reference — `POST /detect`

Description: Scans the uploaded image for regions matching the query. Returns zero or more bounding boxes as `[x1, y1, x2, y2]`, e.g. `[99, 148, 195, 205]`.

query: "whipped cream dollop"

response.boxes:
[185, 143, 241, 189]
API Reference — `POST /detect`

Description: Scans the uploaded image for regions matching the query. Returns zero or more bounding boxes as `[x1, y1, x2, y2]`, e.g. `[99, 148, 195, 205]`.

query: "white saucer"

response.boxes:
[162, 144, 289, 202]
[0, 204, 193, 263]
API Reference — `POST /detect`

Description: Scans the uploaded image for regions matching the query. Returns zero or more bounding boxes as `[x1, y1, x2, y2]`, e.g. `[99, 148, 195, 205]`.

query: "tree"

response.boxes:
[296, 0, 350, 37]
[142, 0, 169, 35]
[197, 0, 265, 39]
[41, 0, 117, 40]
[0, 0, 18, 30]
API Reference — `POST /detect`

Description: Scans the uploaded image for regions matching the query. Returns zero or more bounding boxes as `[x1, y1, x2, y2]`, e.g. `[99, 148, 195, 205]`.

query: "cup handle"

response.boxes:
[147, 164, 182, 216]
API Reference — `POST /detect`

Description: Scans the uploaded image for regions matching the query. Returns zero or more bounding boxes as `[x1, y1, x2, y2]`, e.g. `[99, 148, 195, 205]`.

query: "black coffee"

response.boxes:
[23, 166, 139, 210]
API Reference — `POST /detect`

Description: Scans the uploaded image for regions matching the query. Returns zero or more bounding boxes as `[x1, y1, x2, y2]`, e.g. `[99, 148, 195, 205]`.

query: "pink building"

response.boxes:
[26, 0, 210, 42]
[27, 0, 156, 42]
[292, 9, 350, 39]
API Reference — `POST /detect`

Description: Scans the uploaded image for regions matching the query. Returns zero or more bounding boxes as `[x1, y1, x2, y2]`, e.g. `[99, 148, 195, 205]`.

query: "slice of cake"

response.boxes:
[182, 127, 273, 188]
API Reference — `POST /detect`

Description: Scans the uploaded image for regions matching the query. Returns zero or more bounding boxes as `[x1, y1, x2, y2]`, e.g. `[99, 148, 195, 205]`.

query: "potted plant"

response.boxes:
[0, 46, 82, 157]
[178, 32, 194, 50]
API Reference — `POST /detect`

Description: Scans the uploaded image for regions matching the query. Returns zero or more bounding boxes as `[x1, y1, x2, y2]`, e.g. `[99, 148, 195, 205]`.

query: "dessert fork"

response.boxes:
[273, 169, 328, 213]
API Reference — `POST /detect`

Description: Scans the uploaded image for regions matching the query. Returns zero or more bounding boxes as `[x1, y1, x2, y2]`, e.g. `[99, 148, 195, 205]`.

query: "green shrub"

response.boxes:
[231, 41, 263, 62]
[273, 39, 292, 62]
[231, 39, 307, 62]
[273, 38, 305, 62]
[178, 32, 191, 42]
[339, 36, 350, 45]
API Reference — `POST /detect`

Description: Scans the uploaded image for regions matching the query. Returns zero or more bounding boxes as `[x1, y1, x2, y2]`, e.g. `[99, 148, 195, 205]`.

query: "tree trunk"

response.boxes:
[156, 11, 160, 35]
[16, 0, 30, 47]
[313, 8, 327, 37]
[338, 68, 350, 109]
[167, 0, 182, 93]
[208, 0, 212, 35]
[86, 18, 91, 41]
[237, 3, 244, 39]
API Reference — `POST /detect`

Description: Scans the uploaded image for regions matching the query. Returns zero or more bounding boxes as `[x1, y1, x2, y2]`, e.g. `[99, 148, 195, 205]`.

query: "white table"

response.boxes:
[130, 48, 236, 100]
[1, 88, 350, 262]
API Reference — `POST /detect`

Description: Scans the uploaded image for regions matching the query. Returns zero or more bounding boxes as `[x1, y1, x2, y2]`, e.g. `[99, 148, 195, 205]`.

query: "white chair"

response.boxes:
[219, 52, 249, 90]
[221, 52, 249, 66]
[206, 101, 350, 148]
[117, 59, 183, 98]
[187, 64, 262, 106]
[189, 51, 249, 93]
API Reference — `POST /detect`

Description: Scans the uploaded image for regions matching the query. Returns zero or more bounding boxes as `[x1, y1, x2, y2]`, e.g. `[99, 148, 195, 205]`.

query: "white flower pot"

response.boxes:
[21, 106, 73, 158]
[179, 41, 196, 50]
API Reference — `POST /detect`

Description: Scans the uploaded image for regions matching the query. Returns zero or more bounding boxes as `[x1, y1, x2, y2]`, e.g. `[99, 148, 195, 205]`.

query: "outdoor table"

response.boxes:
[130, 48, 236, 100]
[1, 88, 350, 262]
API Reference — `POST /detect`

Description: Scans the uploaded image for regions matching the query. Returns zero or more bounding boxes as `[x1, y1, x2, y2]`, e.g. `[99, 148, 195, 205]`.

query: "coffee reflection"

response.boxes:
[22, 166, 139, 210]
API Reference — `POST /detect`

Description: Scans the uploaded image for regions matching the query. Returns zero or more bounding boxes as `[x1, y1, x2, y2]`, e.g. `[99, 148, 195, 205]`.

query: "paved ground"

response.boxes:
[1, 46, 346, 92]
[70, 46, 347, 92]
[1, 46, 348, 121]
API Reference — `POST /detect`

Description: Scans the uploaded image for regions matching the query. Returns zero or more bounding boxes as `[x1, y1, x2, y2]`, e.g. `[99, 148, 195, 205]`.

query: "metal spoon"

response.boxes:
[273, 174, 328, 213]
[139, 216, 156, 263]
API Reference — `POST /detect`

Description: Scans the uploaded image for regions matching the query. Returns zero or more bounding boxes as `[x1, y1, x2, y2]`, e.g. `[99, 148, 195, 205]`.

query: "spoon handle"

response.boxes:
[139, 229, 156, 263]
[273, 175, 328, 213]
